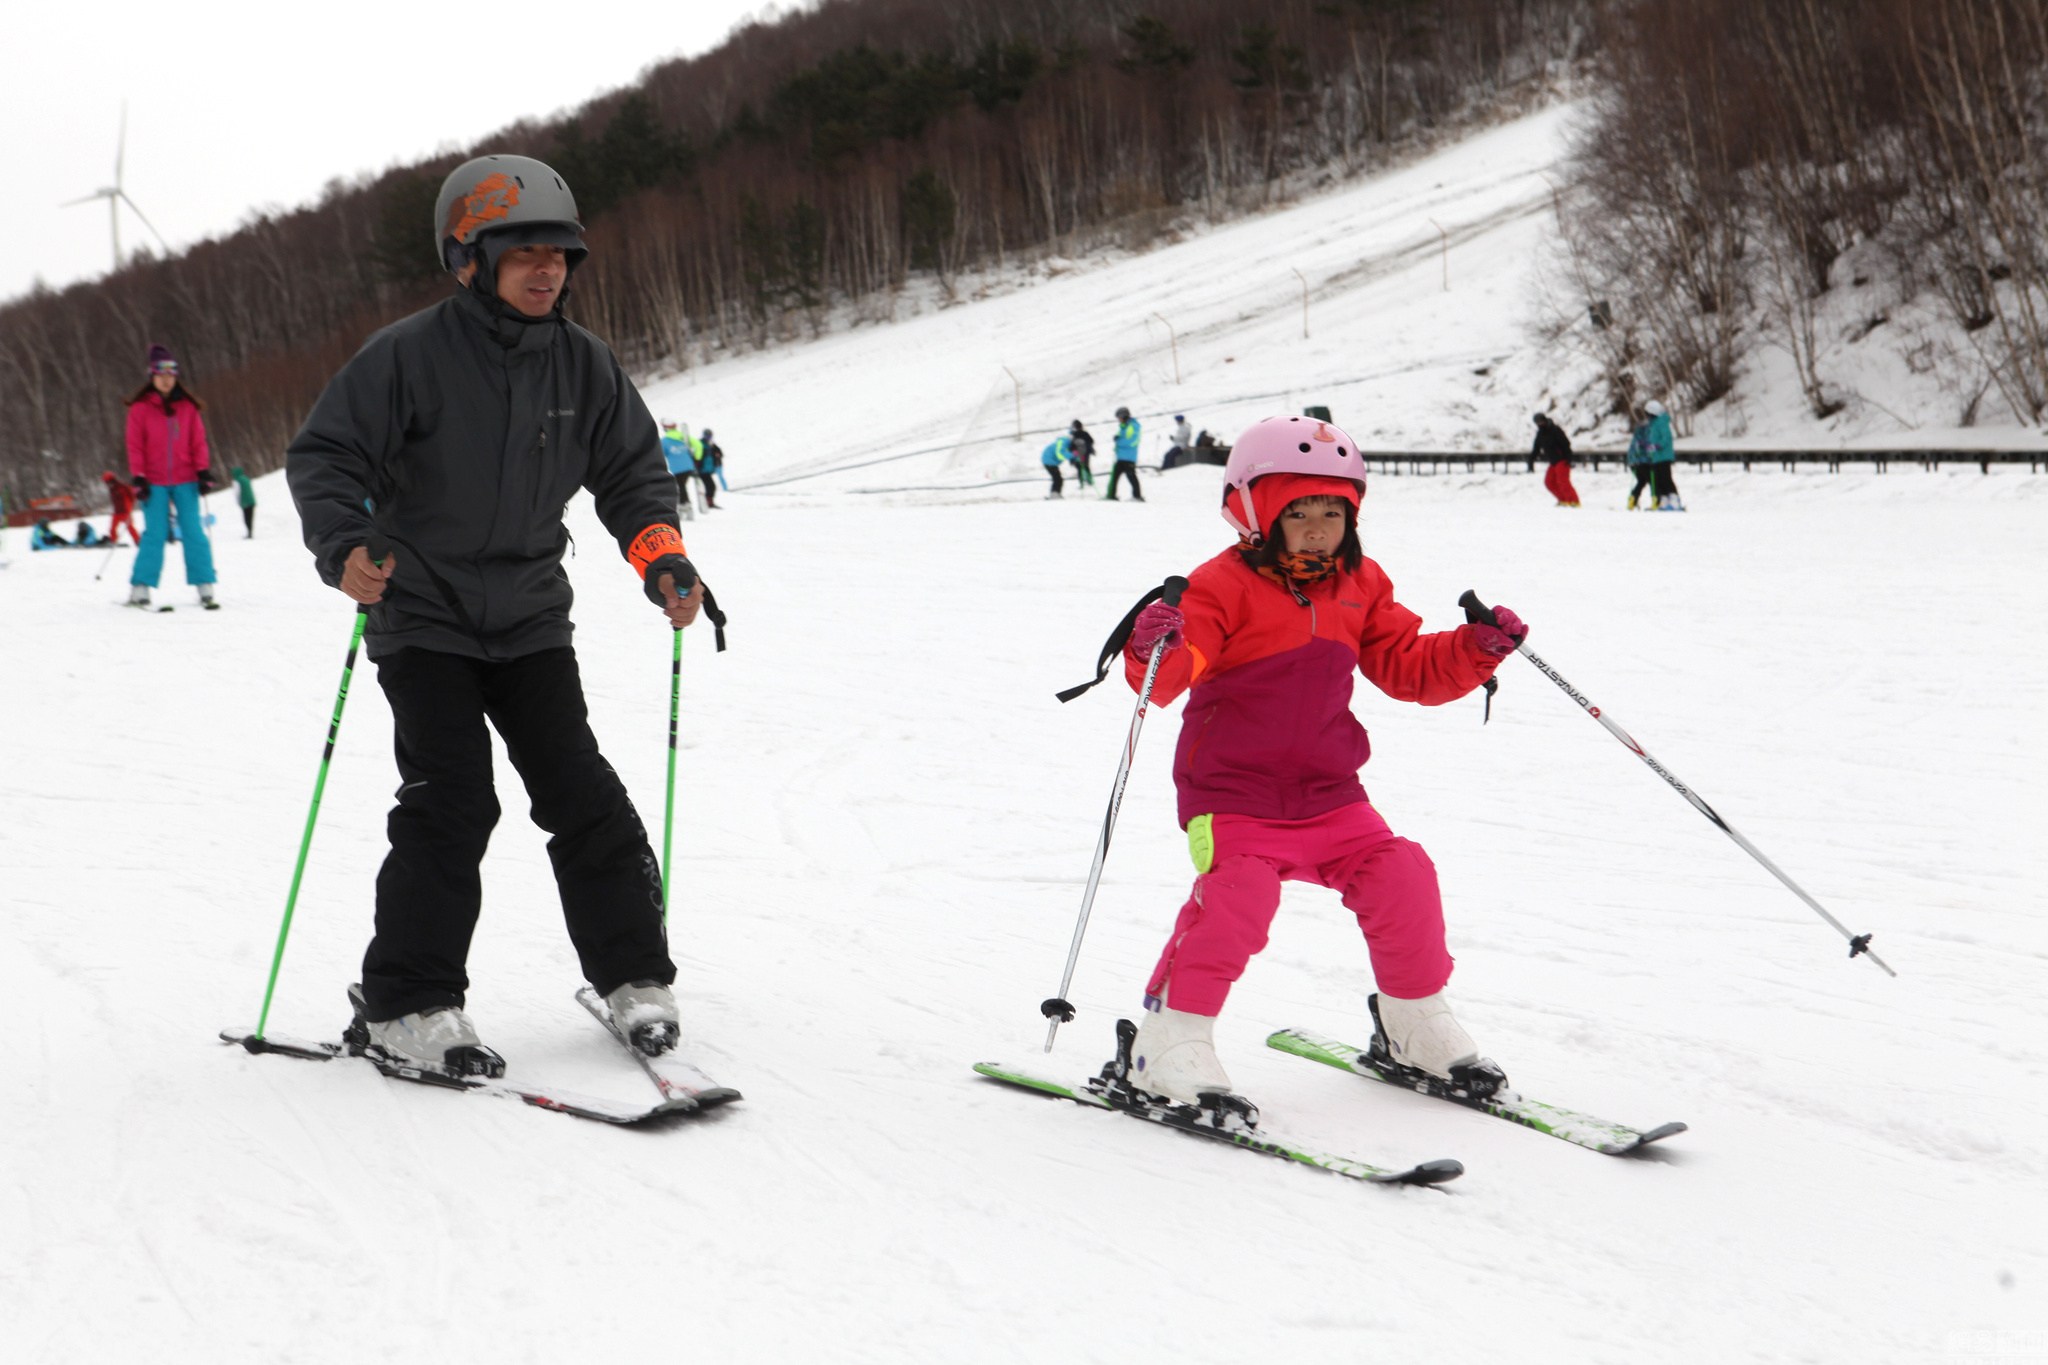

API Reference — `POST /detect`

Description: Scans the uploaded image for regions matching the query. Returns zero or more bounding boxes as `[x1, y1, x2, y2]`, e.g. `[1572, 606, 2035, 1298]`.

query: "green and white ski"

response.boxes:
[973, 1047, 1462, 1188]
[1267, 1027, 1685, 1156]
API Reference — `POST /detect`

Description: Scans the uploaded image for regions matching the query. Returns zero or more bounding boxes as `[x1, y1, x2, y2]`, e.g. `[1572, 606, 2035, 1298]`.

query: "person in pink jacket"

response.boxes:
[125, 343, 219, 609]
[1111, 415, 1529, 1125]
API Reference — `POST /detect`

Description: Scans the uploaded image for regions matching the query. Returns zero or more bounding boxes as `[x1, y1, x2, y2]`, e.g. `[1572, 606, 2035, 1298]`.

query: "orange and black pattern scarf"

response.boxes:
[1275, 549, 1338, 587]
[1239, 537, 1341, 589]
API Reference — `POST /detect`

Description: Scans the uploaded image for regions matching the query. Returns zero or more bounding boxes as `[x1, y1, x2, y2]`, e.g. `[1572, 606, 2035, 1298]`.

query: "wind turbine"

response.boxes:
[61, 102, 171, 273]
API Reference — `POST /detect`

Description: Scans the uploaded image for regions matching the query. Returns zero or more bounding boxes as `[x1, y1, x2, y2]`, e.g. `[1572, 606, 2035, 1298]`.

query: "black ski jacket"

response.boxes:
[286, 288, 678, 660]
[1532, 421, 1574, 463]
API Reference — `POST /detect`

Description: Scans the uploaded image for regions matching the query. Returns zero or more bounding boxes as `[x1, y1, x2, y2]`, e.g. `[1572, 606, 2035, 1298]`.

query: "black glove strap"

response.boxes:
[699, 585, 727, 653]
[1056, 584, 1170, 703]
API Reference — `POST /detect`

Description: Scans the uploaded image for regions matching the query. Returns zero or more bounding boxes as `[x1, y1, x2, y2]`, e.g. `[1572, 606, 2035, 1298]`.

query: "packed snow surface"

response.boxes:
[4, 105, 2044, 1364]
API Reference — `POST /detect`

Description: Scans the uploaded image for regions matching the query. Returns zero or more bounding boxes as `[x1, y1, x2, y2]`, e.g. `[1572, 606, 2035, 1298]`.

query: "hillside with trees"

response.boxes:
[1553, 0, 2048, 430]
[0, 0, 1590, 505]
[7, 0, 2040, 511]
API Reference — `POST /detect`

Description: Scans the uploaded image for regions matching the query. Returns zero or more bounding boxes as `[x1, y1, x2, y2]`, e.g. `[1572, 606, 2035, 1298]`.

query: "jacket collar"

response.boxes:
[451, 285, 560, 354]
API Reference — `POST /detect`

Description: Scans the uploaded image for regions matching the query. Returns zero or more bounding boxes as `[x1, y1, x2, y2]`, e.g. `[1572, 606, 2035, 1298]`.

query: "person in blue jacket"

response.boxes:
[1041, 433, 1071, 499]
[1105, 406, 1144, 502]
[1624, 415, 1654, 511]
[689, 430, 719, 510]
[1644, 400, 1683, 511]
[660, 420, 696, 519]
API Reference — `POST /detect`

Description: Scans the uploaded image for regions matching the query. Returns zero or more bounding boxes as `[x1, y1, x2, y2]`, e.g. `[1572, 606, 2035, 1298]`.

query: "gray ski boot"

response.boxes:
[344, 984, 505, 1078]
[604, 979, 680, 1056]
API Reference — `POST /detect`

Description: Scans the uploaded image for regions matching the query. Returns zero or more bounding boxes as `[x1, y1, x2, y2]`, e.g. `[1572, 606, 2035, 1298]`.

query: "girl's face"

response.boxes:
[150, 369, 177, 395]
[1278, 496, 1348, 555]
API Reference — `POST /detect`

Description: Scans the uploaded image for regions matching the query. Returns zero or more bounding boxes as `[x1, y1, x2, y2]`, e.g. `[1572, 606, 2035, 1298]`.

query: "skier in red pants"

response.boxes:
[102, 471, 141, 545]
[1111, 415, 1527, 1124]
[1534, 413, 1579, 507]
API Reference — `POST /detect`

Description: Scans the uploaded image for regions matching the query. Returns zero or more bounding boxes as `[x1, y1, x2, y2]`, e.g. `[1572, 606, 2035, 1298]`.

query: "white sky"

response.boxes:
[3, 0, 779, 304]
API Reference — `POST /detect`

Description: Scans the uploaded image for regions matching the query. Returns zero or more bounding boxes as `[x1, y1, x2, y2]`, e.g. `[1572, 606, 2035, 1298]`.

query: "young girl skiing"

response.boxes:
[1114, 415, 1527, 1120]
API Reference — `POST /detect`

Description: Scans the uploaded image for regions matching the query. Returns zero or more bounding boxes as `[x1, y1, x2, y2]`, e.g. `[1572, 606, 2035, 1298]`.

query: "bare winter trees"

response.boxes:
[1561, 0, 2048, 425]
[0, 0, 1591, 506]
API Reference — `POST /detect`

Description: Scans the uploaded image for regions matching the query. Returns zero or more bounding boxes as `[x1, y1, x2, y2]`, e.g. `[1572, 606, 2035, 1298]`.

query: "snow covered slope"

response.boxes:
[3, 104, 2044, 1364]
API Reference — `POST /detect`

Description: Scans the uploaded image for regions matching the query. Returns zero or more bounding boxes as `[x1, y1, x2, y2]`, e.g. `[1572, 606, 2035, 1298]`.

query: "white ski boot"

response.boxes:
[604, 979, 679, 1056]
[1368, 991, 1508, 1099]
[1128, 999, 1234, 1104]
[345, 983, 505, 1078]
[197, 583, 219, 610]
[126, 584, 152, 608]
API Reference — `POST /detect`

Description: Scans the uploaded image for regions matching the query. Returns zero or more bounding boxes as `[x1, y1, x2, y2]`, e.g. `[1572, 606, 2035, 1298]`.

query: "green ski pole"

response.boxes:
[662, 623, 682, 925]
[253, 537, 388, 1039]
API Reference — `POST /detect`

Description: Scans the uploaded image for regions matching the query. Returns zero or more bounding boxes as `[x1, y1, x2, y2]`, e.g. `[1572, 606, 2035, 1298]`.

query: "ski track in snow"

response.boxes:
[5, 103, 2046, 1364]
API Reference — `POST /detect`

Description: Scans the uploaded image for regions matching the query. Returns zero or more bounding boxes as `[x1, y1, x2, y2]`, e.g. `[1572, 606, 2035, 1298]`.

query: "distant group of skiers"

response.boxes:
[1531, 401, 1683, 511]
[662, 420, 728, 518]
[1041, 406, 1145, 500]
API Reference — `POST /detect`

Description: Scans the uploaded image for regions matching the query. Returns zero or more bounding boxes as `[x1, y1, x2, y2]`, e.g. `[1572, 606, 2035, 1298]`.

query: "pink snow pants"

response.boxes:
[1146, 803, 1454, 1016]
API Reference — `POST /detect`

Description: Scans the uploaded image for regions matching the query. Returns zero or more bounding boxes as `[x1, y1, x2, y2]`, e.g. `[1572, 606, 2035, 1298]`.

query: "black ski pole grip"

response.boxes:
[666, 557, 699, 596]
[1459, 589, 1498, 629]
[1162, 574, 1188, 607]
[356, 533, 394, 616]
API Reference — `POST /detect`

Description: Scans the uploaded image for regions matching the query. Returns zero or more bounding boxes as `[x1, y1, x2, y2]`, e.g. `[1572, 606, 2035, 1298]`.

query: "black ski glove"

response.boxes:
[133, 475, 151, 498]
[195, 468, 218, 494]
[642, 553, 698, 606]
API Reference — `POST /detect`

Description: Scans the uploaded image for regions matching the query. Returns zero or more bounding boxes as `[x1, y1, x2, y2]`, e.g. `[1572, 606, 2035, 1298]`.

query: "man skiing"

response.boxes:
[1533, 412, 1578, 507]
[102, 471, 141, 545]
[1105, 406, 1143, 501]
[1644, 399, 1683, 510]
[661, 419, 697, 520]
[690, 427, 719, 509]
[285, 153, 705, 1078]
[1163, 414, 1194, 470]
[1068, 420, 1096, 485]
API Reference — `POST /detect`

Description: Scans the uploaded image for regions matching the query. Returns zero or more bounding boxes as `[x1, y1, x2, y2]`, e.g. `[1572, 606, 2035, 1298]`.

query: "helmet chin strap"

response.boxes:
[1224, 485, 1263, 543]
[460, 238, 573, 323]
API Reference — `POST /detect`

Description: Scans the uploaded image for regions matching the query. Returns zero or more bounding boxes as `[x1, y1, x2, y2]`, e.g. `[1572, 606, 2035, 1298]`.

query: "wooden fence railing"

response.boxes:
[1359, 450, 2046, 476]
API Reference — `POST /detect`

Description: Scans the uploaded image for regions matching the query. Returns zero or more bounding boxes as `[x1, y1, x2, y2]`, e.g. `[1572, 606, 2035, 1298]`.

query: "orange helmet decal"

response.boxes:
[446, 172, 521, 246]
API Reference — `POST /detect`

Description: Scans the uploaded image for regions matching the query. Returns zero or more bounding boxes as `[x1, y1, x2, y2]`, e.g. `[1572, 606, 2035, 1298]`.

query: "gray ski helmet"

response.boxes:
[1116, 406, 1131, 421]
[433, 154, 587, 274]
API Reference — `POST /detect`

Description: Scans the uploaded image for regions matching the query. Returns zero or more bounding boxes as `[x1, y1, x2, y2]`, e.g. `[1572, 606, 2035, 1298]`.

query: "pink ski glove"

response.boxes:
[1471, 604, 1527, 658]
[1129, 602, 1185, 657]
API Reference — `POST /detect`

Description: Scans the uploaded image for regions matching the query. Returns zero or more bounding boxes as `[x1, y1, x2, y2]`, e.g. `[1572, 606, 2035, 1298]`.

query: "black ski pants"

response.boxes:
[1651, 461, 1680, 500]
[1629, 464, 1653, 504]
[362, 645, 674, 1021]
[1107, 461, 1142, 499]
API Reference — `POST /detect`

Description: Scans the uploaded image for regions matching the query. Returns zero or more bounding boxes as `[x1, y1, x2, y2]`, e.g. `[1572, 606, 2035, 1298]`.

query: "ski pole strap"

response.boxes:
[1462, 590, 1509, 724]
[1056, 574, 1189, 703]
[699, 585, 728, 652]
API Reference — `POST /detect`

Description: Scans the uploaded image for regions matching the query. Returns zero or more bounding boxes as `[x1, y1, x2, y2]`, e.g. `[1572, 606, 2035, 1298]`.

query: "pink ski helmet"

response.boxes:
[1220, 415, 1367, 542]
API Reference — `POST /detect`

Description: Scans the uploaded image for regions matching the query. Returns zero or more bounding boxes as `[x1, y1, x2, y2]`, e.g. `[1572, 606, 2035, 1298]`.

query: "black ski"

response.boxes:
[573, 987, 742, 1110]
[219, 1027, 702, 1125]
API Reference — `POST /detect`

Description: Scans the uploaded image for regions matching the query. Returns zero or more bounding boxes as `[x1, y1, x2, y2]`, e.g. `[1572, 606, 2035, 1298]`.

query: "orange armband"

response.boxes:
[627, 523, 686, 578]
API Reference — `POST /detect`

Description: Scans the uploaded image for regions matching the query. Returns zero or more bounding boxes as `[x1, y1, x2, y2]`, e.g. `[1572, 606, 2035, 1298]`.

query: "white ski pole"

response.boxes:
[1461, 589, 1895, 976]
[1042, 575, 1188, 1050]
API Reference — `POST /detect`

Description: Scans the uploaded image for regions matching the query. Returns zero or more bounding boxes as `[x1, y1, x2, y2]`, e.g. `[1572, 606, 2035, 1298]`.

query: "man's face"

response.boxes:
[493, 244, 569, 317]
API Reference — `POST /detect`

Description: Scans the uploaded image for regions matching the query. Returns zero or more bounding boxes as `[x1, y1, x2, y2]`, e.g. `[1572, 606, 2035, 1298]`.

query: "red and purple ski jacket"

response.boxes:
[125, 391, 211, 485]
[1126, 548, 1503, 827]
